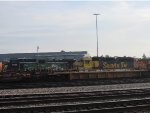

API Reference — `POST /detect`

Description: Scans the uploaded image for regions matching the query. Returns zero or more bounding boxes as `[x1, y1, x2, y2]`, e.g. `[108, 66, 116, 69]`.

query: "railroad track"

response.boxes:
[1, 88, 150, 113]
[1, 77, 150, 89]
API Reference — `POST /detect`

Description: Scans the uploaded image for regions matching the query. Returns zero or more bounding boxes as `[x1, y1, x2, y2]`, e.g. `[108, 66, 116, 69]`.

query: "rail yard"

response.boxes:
[2, 1, 150, 112]
[0, 54, 150, 113]
[1, 83, 150, 113]
[0, 56, 150, 82]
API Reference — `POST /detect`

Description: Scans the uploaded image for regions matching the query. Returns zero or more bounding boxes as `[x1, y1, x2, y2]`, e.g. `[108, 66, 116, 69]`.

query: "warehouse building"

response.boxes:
[0, 51, 88, 61]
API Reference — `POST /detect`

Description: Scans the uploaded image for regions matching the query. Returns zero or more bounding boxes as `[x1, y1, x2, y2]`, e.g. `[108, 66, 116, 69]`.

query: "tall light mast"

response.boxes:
[93, 14, 100, 57]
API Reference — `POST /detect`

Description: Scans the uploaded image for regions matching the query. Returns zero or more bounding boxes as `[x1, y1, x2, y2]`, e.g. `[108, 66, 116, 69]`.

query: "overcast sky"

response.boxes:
[0, 1, 150, 58]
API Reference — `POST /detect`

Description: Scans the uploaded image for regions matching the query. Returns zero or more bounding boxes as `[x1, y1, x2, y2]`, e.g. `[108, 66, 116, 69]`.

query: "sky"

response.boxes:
[0, 1, 150, 58]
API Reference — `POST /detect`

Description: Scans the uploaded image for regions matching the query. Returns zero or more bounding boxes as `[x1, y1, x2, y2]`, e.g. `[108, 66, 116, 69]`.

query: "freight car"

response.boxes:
[73, 57, 93, 70]
[5, 58, 75, 72]
[0, 56, 149, 82]
[99, 57, 135, 70]
[0, 58, 75, 82]
[70, 56, 150, 80]
[73, 56, 149, 71]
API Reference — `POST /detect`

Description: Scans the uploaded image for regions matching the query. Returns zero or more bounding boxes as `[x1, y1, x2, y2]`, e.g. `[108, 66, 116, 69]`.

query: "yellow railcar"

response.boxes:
[92, 61, 99, 69]
[73, 57, 93, 70]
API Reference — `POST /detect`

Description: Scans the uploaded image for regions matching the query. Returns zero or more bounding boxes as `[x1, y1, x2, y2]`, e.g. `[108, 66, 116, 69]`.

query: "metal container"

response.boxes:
[99, 57, 135, 70]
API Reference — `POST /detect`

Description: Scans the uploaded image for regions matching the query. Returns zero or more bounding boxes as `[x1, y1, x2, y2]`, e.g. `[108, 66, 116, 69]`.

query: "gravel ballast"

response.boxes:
[0, 82, 150, 96]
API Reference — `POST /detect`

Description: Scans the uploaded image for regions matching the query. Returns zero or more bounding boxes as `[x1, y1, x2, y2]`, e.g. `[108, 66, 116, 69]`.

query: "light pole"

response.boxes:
[37, 46, 39, 57]
[37, 46, 39, 70]
[93, 14, 100, 57]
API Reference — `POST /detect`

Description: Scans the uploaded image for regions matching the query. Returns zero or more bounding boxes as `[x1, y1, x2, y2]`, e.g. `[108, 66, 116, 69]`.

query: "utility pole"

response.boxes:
[93, 14, 100, 57]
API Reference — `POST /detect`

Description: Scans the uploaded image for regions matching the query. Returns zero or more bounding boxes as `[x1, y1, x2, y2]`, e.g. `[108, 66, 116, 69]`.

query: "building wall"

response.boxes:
[0, 51, 87, 61]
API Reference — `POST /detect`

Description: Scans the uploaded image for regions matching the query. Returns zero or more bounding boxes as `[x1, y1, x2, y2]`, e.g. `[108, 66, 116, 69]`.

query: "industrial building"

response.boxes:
[0, 51, 88, 61]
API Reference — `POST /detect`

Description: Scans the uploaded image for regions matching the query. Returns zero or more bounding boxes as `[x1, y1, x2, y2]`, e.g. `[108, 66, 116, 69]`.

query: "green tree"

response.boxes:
[105, 55, 110, 58]
[142, 53, 147, 59]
